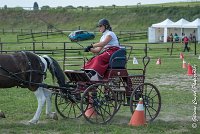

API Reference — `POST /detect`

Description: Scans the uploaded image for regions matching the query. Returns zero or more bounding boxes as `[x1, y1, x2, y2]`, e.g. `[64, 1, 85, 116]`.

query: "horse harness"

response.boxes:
[21, 51, 46, 87]
[0, 51, 46, 87]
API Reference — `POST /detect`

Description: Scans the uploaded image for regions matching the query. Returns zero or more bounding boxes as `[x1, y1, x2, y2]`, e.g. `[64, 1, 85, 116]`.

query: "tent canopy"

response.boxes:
[184, 18, 200, 28]
[152, 18, 174, 28]
[151, 18, 200, 28]
[170, 18, 190, 28]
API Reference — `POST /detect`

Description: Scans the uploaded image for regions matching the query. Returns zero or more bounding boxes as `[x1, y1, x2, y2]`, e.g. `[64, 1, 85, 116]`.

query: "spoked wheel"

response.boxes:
[130, 83, 161, 122]
[55, 91, 82, 119]
[81, 83, 117, 124]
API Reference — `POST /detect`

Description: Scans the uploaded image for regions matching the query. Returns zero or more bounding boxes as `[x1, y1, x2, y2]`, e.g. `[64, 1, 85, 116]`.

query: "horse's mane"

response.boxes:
[42, 55, 66, 87]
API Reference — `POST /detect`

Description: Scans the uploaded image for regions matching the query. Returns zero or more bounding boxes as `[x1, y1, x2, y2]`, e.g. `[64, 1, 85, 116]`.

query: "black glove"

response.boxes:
[84, 45, 93, 52]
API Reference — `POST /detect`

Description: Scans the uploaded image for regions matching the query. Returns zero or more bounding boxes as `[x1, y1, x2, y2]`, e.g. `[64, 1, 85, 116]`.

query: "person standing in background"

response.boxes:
[183, 35, 189, 52]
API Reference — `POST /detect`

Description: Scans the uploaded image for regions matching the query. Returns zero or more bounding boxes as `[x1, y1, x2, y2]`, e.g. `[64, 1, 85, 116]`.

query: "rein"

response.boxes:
[0, 65, 27, 84]
[0, 70, 45, 80]
[0, 65, 47, 88]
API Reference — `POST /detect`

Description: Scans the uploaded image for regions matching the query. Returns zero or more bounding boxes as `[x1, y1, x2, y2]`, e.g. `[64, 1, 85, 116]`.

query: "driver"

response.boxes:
[82, 18, 120, 81]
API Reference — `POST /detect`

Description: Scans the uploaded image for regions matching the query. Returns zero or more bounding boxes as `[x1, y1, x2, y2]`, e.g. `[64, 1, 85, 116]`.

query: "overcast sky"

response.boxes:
[0, 0, 188, 7]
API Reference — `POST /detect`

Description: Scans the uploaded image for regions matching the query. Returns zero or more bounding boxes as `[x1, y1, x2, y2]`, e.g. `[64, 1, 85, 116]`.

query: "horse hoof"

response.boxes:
[0, 111, 6, 118]
[52, 112, 58, 120]
[28, 119, 38, 125]
[46, 112, 58, 120]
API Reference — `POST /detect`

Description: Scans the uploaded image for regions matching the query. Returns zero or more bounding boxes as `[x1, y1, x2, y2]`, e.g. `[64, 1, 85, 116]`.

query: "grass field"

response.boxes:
[0, 33, 200, 134]
[1, 2, 200, 32]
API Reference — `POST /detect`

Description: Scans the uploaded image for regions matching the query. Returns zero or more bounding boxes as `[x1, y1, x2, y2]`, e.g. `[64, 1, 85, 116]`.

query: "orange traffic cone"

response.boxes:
[85, 104, 97, 118]
[129, 98, 146, 126]
[182, 59, 187, 69]
[187, 63, 193, 76]
[180, 52, 184, 59]
[156, 58, 161, 65]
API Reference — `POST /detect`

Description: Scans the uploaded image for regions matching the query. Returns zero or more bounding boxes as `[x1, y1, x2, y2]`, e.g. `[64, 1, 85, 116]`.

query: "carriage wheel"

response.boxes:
[55, 92, 82, 119]
[130, 83, 161, 122]
[81, 83, 117, 124]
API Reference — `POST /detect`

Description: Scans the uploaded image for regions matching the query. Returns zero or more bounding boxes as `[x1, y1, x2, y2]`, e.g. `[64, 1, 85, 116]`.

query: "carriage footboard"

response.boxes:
[64, 70, 90, 82]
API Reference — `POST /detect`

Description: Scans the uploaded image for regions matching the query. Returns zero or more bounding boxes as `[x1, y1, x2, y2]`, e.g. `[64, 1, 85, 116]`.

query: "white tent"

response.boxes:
[170, 18, 191, 40]
[149, 18, 175, 42]
[170, 18, 190, 28]
[184, 18, 200, 41]
[152, 18, 174, 27]
[184, 18, 200, 28]
[148, 18, 200, 43]
[149, 18, 175, 43]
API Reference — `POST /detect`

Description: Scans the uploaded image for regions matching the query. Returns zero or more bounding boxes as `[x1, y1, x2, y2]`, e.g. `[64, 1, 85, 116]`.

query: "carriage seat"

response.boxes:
[108, 48, 126, 69]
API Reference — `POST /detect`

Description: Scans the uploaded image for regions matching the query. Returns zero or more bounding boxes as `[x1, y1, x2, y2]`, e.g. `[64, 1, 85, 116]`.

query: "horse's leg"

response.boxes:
[28, 87, 46, 124]
[43, 88, 58, 120]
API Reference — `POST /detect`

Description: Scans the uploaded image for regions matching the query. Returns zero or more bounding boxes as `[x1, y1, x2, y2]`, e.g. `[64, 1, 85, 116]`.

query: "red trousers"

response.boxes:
[83, 47, 119, 77]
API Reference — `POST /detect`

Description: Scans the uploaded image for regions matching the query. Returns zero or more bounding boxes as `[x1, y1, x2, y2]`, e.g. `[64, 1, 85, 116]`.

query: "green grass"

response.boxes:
[1, 2, 200, 132]
[1, 2, 200, 32]
[0, 86, 198, 134]
[0, 33, 200, 133]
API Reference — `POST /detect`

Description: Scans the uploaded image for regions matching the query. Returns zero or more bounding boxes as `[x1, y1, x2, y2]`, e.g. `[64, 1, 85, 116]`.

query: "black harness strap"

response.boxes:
[21, 51, 33, 87]
[22, 51, 47, 86]
[0, 65, 26, 84]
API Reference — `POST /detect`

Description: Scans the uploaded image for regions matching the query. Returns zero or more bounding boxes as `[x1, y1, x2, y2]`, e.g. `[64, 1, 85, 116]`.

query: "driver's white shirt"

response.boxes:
[100, 30, 119, 49]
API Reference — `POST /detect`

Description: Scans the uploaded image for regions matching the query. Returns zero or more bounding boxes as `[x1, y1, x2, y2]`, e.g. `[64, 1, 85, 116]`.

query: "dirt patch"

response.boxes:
[147, 74, 200, 91]
[146, 73, 200, 122]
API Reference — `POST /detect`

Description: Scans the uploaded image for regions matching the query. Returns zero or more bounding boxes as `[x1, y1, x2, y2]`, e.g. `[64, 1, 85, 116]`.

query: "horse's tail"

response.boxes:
[42, 55, 66, 87]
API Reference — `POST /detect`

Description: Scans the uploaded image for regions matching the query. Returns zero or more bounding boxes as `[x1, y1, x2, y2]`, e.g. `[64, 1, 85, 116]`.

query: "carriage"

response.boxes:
[0, 46, 161, 124]
[53, 46, 161, 124]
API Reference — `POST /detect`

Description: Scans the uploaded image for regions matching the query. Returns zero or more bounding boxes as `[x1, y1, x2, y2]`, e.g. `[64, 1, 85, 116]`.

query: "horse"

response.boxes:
[0, 51, 66, 124]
